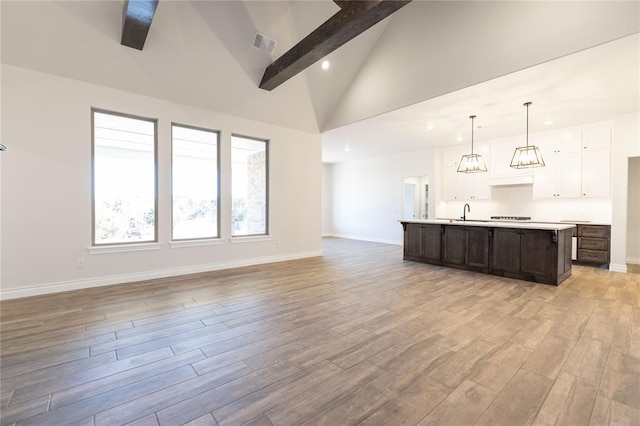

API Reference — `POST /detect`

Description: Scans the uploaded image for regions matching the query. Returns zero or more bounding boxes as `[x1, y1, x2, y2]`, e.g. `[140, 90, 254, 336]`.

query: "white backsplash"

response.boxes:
[439, 185, 612, 224]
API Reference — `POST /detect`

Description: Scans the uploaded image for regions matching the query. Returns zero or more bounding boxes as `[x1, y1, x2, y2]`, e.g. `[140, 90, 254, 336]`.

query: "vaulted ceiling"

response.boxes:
[2, 1, 638, 162]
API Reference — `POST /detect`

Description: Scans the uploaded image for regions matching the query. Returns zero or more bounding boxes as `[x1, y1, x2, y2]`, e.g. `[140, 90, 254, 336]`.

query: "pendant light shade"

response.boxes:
[510, 102, 545, 169]
[458, 115, 487, 173]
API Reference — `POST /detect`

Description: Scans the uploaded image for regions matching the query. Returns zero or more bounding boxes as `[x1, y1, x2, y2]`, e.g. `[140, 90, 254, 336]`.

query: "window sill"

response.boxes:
[170, 239, 224, 249]
[230, 235, 272, 244]
[88, 242, 162, 255]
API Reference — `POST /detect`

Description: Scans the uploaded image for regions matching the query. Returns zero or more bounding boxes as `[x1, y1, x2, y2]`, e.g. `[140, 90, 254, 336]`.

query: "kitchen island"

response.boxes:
[400, 220, 576, 285]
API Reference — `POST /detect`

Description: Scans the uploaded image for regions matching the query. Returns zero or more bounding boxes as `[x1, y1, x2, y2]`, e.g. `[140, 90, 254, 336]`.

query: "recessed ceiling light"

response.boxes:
[543, 119, 554, 125]
[321, 60, 330, 70]
[456, 136, 464, 142]
[426, 124, 435, 131]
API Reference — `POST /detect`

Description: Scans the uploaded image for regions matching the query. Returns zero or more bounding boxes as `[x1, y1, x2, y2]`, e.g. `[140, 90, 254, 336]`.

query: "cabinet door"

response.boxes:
[422, 225, 442, 263]
[582, 149, 611, 198]
[442, 226, 466, 265]
[556, 153, 582, 198]
[466, 227, 490, 269]
[473, 173, 492, 200]
[491, 228, 521, 273]
[533, 155, 558, 199]
[458, 172, 490, 200]
[533, 132, 558, 156]
[577, 249, 609, 263]
[577, 225, 610, 238]
[443, 146, 465, 167]
[557, 129, 582, 154]
[578, 237, 609, 250]
[582, 123, 611, 151]
[404, 224, 423, 260]
[520, 230, 554, 281]
[444, 165, 460, 201]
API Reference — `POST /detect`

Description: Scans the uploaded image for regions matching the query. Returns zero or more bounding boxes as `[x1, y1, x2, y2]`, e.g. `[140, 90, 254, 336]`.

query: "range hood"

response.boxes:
[488, 174, 534, 186]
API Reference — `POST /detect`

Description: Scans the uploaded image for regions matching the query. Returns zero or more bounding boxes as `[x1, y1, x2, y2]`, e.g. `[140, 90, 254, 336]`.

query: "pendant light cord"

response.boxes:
[524, 102, 531, 148]
[470, 115, 476, 155]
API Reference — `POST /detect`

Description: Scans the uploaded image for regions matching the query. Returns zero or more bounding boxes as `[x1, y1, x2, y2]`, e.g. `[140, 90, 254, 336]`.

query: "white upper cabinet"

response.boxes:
[531, 122, 611, 199]
[582, 122, 612, 151]
[533, 130, 582, 199]
[582, 150, 611, 197]
[442, 144, 490, 201]
[581, 122, 612, 197]
[440, 121, 612, 203]
[556, 129, 583, 154]
[458, 169, 491, 200]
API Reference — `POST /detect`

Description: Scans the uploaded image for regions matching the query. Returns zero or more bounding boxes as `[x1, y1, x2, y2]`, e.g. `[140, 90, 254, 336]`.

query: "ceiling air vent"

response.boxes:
[252, 33, 277, 55]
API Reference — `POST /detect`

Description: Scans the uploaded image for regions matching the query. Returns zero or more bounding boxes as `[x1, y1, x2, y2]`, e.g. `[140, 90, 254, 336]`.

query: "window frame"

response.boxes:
[230, 133, 270, 238]
[91, 108, 158, 247]
[170, 122, 221, 242]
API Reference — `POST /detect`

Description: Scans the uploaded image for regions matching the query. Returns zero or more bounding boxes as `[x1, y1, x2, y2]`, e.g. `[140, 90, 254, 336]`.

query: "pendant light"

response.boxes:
[510, 102, 545, 169]
[457, 115, 487, 173]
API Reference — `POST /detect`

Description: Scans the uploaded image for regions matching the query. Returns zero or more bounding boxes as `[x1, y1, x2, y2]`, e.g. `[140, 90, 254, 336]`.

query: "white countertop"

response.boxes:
[400, 219, 576, 231]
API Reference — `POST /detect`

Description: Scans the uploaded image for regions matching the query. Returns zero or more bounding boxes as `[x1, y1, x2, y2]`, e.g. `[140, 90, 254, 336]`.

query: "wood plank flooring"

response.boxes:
[1, 237, 639, 425]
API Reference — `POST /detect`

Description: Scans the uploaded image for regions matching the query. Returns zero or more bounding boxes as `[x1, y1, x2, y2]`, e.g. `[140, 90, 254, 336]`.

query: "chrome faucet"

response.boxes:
[462, 203, 470, 221]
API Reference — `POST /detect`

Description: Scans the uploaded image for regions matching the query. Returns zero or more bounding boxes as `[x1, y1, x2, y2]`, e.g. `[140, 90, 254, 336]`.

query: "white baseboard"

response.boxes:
[609, 263, 628, 273]
[626, 257, 640, 265]
[329, 233, 402, 246]
[0, 251, 322, 300]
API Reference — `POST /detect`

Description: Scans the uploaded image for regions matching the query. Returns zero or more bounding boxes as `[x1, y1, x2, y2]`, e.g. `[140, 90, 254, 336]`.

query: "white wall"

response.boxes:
[0, 65, 322, 299]
[327, 147, 438, 245]
[322, 163, 333, 236]
[611, 112, 640, 272]
[628, 157, 640, 264]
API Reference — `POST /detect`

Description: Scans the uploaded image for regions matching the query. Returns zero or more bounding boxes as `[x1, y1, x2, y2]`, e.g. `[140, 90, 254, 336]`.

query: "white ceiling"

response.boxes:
[1, 1, 638, 163]
[322, 33, 640, 163]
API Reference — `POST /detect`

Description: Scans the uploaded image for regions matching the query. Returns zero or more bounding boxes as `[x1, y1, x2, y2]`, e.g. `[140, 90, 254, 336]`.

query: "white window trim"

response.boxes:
[230, 235, 272, 244]
[170, 238, 224, 249]
[92, 108, 158, 247]
[88, 242, 162, 255]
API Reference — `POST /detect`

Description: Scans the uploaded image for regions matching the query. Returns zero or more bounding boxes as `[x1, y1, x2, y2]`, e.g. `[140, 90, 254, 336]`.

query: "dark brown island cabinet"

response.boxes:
[576, 224, 611, 266]
[401, 221, 575, 285]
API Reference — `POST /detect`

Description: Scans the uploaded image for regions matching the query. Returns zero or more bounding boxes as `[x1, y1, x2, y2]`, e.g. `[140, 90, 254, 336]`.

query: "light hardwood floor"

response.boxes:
[1, 237, 639, 425]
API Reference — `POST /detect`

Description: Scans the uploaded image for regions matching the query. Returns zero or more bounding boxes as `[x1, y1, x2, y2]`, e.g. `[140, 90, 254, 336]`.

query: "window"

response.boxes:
[172, 124, 220, 240]
[231, 135, 268, 236]
[92, 110, 157, 245]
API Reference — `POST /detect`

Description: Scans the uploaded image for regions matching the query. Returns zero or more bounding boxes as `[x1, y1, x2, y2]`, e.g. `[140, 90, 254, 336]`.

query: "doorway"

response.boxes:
[402, 176, 429, 220]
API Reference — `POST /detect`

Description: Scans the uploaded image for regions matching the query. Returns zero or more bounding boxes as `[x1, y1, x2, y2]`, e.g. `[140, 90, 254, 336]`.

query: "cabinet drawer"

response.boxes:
[578, 237, 609, 251]
[577, 225, 610, 238]
[578, 249, 609, 263]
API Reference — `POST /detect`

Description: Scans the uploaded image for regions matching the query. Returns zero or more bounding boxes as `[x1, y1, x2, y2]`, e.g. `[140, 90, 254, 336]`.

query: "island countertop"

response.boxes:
[400, 219, 576, 232]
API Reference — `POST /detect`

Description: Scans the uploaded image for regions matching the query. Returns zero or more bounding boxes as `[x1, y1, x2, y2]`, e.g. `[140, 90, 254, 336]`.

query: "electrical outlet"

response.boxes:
[76, 258, 85, 268]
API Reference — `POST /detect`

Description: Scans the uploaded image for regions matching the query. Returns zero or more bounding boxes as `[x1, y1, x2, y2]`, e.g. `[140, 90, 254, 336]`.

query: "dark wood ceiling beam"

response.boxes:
[259, 0, 412, 91]
[121, 0, 159, 50]
[333, 1, 353, 8]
